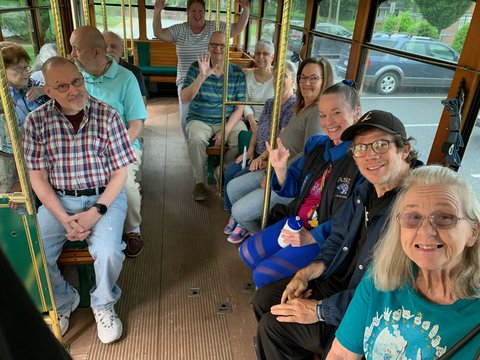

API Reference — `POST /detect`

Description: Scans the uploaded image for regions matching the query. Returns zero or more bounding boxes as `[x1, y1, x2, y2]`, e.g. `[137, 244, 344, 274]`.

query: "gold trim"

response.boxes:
[50, 0, 66, 57]
[101, 0, 108, 30]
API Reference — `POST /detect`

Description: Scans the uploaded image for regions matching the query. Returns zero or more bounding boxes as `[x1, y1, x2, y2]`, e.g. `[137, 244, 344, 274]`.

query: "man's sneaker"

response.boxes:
[124, 232, 144, 258]
[58, 287, 80, 336]
[227, 225, 249, 244]
[93, 304, 123, 344]
[192, 183, 207, 201]
[223, 215, 237, 235]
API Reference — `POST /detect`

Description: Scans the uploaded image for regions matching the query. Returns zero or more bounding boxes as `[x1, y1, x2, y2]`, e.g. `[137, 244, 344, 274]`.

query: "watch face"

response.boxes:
[94, 203, 107, 215]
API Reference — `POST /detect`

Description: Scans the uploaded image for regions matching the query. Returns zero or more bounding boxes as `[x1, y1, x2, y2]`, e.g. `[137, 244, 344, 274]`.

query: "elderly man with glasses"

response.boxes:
[23, 57, 136, 344]
[180, 31, 247, 201]
[252, 110, 423, 360]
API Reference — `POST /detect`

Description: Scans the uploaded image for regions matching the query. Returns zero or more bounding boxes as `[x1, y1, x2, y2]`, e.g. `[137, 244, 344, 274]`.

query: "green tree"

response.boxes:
[414, 0, 472, 31]
[413, 19, 439, 38]
[382, 14, 399, 33]
[452, 22, 469, 53]
[397, 12, 414, 33]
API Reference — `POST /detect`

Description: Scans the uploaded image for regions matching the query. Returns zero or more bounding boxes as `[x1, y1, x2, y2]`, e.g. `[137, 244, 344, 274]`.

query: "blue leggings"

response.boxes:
[239, 218, 320, 287]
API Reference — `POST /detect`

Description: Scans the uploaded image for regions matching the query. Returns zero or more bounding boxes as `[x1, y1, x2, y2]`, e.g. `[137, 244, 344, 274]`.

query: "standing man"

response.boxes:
[70, 26, 147, 258]
[23, 57, 136, 343]
[253, 110, 422, 359]
[181, 31, 247, 201]
[153, 0, 250, 140]
[102, 30, 148, 107]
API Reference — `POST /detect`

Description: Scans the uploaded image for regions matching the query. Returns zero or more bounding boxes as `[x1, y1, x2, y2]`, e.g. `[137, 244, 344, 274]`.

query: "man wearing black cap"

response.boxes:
[252, 110, 422, 360]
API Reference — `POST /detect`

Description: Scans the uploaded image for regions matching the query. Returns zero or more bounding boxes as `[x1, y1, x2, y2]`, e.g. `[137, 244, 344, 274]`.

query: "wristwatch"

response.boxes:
[316, 300, 325, 322]
[92, 203, 107, 215]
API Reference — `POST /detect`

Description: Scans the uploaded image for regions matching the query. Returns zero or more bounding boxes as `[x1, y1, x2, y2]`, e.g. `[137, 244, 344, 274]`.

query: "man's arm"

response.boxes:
[181, 73, 207, 103]
[69, 167, 128, 233]
[127, 119, 143, 143]
[153, 0, 174, 42]
[231, 0, 250, 37]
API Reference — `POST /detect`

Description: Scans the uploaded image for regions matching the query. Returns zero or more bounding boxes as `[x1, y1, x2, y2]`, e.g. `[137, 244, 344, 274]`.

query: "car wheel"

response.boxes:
[376, 72, 399, 95]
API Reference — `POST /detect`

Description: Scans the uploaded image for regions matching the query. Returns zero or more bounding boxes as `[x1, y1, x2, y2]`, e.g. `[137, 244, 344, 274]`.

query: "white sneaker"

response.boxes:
[58, 287, 80, 336]
[93, 304, 123, 344]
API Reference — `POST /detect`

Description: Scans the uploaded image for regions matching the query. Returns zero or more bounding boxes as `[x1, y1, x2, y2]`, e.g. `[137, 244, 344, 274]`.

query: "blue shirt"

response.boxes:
[82, 57, 147, 149]
[183, 61, 246, 125]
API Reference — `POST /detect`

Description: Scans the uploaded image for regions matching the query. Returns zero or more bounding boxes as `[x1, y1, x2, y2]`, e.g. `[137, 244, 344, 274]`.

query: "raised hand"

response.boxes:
[266, 137, 289, 172]
[198, 51, 217, 78]
[154, 0, 166, 11]
[25, 87, 45, 102]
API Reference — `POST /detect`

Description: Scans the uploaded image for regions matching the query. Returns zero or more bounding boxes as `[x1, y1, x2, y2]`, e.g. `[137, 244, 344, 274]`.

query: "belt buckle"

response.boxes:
[74, 189, 79, 197]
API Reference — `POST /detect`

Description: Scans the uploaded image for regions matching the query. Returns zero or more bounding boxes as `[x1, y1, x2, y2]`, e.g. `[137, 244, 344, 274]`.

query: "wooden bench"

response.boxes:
[57, 241, 95, 308]
[135, 41, 255, 86]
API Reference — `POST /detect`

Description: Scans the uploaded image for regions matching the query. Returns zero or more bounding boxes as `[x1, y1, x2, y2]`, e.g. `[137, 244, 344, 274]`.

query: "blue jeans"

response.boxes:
[223, 162, 251, 210]
[39, 191, 127, 312]
[177, 85, 189, 141]
[227, 170, 293, 233]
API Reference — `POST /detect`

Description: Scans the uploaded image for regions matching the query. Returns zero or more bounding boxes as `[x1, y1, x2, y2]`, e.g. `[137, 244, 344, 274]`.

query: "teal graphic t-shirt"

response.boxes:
[336, 272, 480, 359]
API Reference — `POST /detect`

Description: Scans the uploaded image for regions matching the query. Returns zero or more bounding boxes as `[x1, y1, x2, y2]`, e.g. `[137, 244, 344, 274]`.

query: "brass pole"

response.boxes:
[215, 0, 221, 31]
[121, 0, 128, 60]
[81, 0, 90, 25]
[128, 0, 134, 57]
[49, 0, 66, 57]
[101, 0, 108, 30]
[260, 0, 292, 229]
[207, 0, 212, 21]
[217, 0, 232, 195]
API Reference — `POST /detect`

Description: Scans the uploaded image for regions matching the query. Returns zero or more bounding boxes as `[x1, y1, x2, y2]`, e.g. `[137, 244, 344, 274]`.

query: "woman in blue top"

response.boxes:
[239, 81, 364, 287]
[328, 165, 480, 360]
[223, 60, 297, 212]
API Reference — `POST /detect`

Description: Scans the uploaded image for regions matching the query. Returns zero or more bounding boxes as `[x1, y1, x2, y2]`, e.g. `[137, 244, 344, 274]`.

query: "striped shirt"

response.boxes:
[23, 96, 136, 190]
[243, 69, 274, 122]
[169, 20, 227, 86]
[183, 61, 246, 125]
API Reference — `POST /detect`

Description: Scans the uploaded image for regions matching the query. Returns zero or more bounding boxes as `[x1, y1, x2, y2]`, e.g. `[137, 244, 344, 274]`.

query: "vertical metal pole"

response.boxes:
[101, 0, 108, 30]
[260, 0, 292, 229]
[49, 0, 66, 57]
[81, 0, 90, 25]
[207, 0, 212, 21]
[215, 0, 221, 31]
[121, 0, 128, 60]
[217, 0, 232, 194]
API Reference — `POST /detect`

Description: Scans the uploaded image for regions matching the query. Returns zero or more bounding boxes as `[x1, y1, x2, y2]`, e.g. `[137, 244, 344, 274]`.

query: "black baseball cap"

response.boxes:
[341, 110, 407, 141]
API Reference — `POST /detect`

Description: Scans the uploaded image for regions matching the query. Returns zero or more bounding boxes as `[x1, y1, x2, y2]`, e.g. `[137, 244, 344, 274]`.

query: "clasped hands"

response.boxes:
[61, 208, 101, 241]
[270, 276, 318, 324]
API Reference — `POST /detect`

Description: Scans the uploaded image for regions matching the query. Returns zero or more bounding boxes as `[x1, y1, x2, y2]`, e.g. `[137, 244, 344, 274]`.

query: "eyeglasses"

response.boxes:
[298, 74, 322, 84]
[255, 51, 270, 57]
[350, 139, 394, 158]
[48, 77, 84, 93]
[209, 42, 225, 49]
[10, 65, 31, 73]
[397, 213, 470, 230]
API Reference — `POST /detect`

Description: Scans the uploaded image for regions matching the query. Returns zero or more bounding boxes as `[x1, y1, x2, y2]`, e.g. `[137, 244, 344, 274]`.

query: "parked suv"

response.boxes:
[335, 35, 459, 95]
[314, 23, 352, 58]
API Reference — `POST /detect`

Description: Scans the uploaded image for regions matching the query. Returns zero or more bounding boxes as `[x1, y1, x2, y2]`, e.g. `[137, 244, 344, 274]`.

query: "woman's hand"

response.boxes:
[154, 0, 166, 11]
[266, 138, 289, 172]
[249, 157, 266, 171]
[280, 227, 316, 247]
[25, 87, 45, 102]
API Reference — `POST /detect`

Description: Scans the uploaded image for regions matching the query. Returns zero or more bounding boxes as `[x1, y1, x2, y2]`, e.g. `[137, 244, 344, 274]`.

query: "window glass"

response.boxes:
[38, 8, 56, 44]
[261, 21, 275, 42]
[263, 0, 277, 21]
[95, 5, 140, 38]
[251, 0, 259, 17]
[145, 0, 186, 6]
[291, 0, 305, 27]
[315, 0, 358, 36]
[0, 0, 28, 9]
[146, 8, 186, 39]
[287, 28, 302, 62]
[458, 113, 480, 197]
[37, 0, 53, 5]
[373, 0, 475, 55]
[247, 19, 257, 54]
[0, 11, 35, 60]
[95, 0, 138, 5]
[310, 35, 349, 60]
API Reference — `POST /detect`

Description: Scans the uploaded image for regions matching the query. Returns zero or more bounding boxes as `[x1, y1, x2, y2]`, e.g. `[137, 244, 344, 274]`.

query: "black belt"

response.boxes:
[55, 187, 106, 197]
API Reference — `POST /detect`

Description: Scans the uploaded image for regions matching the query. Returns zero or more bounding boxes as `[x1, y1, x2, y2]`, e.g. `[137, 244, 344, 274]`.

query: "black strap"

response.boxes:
[437, 323, 480, 359]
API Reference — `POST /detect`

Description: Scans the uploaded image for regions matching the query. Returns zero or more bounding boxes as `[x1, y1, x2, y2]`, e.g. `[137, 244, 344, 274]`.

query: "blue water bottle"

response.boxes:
[278, 216, 303, 248]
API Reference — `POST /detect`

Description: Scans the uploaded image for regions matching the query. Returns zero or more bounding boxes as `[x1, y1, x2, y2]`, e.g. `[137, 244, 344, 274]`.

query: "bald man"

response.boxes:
[103, 30, 148, 107]
[23, 57, 136, 343]
[70, 26, 147, 258]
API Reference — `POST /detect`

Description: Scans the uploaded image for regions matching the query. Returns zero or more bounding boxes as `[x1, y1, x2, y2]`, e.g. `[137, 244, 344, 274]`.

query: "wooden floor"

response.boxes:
[64, 97, 258, 360]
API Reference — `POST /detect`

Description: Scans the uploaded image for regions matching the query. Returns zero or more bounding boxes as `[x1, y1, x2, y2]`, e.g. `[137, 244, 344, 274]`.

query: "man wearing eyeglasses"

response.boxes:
[23, 57, 136, 344]
[252, 110, 423, 360]
[70, 26, 147, 258]
[181, 31, 247, 201]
